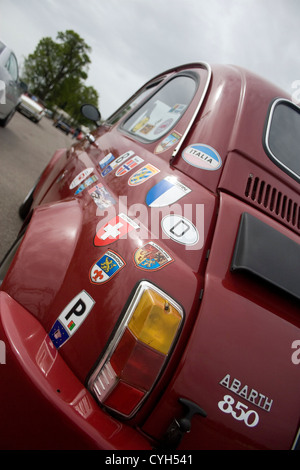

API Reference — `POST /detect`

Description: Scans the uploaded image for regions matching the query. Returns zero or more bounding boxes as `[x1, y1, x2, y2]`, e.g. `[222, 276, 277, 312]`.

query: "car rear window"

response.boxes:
[121, 74, 197, 142]
[264, 99, 300, 183]
[106, 79, 163, 126]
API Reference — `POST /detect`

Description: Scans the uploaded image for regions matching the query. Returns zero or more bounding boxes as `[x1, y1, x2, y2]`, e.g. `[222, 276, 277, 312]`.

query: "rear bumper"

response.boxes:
[0, 291, 151, 450]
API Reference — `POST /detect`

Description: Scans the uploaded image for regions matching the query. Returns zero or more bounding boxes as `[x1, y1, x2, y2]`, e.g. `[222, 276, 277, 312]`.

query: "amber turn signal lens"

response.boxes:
[128, 288, 182, 355]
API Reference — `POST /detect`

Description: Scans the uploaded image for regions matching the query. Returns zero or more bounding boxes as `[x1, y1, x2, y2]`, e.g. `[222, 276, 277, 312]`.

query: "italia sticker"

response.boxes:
[133, 241, 173, 271]
[94, 213, 139, 246]
[115, 156, 144, 177]
[90, 250, 125, 284]
[49, 291, 95, 349]
[161, 214, 199, 246]
[69, 168, 94, 189]
[146, 176, 191, 207]
[128, 164, 160, 186]
[182, 144, 222, 171]
[88, 183, 116, 210]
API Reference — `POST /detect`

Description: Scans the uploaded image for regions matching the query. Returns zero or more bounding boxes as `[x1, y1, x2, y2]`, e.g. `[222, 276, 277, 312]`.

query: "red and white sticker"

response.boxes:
[69, 168, 94, 189]
[94, 213, 139, 246]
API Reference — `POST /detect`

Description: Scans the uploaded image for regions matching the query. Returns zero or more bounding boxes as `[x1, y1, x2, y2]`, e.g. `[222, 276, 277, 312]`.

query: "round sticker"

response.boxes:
[182, 144, 222, 171]
[161, 215, 199, 246]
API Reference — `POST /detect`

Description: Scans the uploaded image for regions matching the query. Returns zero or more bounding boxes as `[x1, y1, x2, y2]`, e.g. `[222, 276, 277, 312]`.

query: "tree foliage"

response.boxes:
[22, 30, 99, 122]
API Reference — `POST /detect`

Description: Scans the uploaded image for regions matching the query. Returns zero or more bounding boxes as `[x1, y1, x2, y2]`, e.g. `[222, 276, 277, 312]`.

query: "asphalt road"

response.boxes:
[0, 111, 73, 261]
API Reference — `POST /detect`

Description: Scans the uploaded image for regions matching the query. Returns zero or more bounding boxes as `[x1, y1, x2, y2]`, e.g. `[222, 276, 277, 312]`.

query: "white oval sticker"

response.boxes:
[182, 144, 222, 171]
[161, 215, 199, 246]
[69, 168, 94, 189]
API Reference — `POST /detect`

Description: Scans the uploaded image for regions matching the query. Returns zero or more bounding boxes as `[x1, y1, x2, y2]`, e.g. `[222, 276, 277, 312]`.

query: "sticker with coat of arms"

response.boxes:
[133, 241, 173, 271]
[90, 250, 126, 284]
[128, 163, 160, 186]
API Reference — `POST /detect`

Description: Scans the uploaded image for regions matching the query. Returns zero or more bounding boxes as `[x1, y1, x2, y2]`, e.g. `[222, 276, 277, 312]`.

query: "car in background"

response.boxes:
[0, 62, 299, 450]
[17, 92, 45, 123]
[0, 40, 21, 127]
[54, 119, 73, 135]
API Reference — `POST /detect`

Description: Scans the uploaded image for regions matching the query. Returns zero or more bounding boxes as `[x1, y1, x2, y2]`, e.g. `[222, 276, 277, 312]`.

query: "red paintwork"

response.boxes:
[0, 291, 151, 449]
[0, 63, 299, 449]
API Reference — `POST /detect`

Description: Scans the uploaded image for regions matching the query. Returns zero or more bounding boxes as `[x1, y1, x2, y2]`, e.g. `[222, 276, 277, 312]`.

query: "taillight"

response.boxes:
[87, 281, 184, 418]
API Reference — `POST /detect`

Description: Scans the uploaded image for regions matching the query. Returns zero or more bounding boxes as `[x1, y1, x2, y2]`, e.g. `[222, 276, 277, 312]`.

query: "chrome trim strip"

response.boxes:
[171, 62, 212, 159]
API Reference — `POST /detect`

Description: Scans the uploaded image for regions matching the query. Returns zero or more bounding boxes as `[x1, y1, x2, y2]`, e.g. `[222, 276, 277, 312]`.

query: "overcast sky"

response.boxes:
[1, 0, 299, 118]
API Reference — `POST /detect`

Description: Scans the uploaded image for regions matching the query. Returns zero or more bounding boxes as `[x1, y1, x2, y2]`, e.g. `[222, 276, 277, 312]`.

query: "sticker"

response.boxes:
[69, 168, 94, 189]
[90, 250, 125, 284]
[154, 118, 175, 135]
[75, 175, 98, 194]
[88, 183, 116, 209]
[115, 156, 144, 177]
[101, 151, 135, 177]
[161, 214, 199, 246]
[99, 152, 115, 169]
[182, 144, 222, 171]
[128, 164, 160, 186]
[154, 130, 181, 154]
[139, 123, 154, 135]
[169, 104, 186, 114]
[132, 116, 149, 133]
[94, 213, 139, 246]
[133, 241, 173, 271]
[49, 291, 95, 349]
[146, 176, 191, 207]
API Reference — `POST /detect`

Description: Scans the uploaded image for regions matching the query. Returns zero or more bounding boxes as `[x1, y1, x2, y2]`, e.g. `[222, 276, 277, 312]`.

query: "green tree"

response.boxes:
[22, 30, 99, 117]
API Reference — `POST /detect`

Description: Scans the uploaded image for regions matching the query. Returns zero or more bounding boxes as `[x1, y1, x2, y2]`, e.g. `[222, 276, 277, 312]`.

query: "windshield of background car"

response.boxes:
[121, 75, 197, 142]
[6, 52, 18, 81]
[264, 99, 300, 183]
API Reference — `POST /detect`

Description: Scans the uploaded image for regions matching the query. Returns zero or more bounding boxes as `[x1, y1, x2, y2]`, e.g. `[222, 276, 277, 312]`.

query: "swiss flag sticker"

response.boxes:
[94, 213, 139, 246]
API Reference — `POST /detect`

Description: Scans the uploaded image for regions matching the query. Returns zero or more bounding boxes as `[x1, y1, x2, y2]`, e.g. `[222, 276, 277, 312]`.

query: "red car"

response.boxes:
[0, 62, 299, 450]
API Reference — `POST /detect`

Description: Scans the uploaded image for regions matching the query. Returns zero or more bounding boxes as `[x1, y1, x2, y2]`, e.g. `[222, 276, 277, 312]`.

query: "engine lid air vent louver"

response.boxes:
[245, 174, 300, 232]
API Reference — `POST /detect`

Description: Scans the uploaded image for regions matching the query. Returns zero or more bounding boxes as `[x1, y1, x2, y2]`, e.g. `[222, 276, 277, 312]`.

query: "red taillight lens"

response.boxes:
[111, 328, 165, 389]
[104, 381, 145, 416]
